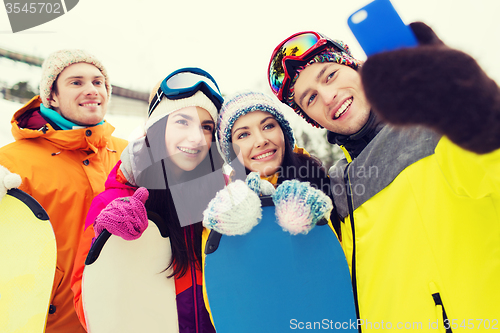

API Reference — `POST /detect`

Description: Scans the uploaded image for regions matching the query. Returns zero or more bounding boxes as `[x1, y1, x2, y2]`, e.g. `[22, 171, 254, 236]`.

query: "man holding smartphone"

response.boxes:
[268, 22, 500, 330]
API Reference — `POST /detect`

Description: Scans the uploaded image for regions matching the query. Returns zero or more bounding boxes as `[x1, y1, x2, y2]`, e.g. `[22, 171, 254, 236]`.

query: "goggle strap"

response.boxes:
[148, 89, 164, 117]
[166, 71, 220, 93]
[270, 32, 351, 99]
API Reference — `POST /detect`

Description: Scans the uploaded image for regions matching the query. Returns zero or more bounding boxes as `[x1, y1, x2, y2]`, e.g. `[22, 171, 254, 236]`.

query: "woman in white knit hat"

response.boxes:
[199, 92, 340, 331]
[203, 91, 337, 237]
[71, 68, 225, 333]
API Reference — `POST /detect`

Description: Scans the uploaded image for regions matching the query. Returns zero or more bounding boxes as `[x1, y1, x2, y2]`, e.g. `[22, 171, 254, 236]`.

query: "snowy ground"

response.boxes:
[0, 99, 20, 146]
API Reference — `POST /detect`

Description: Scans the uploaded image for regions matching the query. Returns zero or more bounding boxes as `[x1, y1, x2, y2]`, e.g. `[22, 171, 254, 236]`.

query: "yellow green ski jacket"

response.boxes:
[329, 125, 500, 332]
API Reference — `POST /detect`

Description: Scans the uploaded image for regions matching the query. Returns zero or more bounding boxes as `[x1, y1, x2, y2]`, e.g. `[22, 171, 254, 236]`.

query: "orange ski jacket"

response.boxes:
[0, 96, 127, 333]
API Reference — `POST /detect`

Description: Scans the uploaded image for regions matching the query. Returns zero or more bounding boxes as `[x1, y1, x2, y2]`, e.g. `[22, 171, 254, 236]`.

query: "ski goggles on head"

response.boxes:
[148, 67, 223, 116]
[268, 31, 349, 102]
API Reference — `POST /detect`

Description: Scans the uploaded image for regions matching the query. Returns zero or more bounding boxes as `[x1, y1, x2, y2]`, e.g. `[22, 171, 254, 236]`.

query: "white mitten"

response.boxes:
[245, 171, 275, 196]
[272, 180, 333, 235]
[203, 179, 262, 236]
[0, 165, 22, 202]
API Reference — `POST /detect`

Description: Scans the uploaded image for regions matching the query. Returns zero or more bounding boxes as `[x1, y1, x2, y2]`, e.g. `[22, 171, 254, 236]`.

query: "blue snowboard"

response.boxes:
[204, 196, 357, 332]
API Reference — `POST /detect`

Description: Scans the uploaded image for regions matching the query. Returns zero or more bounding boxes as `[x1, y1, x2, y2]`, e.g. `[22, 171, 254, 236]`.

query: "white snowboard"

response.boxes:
[82, 214, 178, 333]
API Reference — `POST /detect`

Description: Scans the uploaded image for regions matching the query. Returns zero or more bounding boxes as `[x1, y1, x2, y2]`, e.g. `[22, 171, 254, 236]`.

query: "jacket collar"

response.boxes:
[327, 111, 385, 159]
[11, 95, 116, 152]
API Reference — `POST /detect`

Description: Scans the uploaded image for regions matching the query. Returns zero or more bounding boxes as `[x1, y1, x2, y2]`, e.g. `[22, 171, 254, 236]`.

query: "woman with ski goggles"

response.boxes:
[72, 67, 225, 333]
[149, 67, 223, 116]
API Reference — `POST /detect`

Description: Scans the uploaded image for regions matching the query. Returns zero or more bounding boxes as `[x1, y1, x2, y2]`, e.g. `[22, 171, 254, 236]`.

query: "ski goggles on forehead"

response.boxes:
[268, 31, 348, 102]
[148, 67, 223, 116]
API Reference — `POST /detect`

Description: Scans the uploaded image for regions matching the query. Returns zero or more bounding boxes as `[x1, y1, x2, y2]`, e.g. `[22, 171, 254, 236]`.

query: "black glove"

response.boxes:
[360, 22, 500, 154]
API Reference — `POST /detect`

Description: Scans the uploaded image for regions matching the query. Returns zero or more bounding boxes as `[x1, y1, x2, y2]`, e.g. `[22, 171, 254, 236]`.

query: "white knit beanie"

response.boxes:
[39, 49, 111, 108]
[145, 90, 218, 131]
[120, 84, 219, 186]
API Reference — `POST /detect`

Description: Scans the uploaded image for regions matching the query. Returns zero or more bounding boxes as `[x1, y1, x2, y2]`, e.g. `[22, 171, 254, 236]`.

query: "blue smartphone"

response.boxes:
[347, 0, 418, 57]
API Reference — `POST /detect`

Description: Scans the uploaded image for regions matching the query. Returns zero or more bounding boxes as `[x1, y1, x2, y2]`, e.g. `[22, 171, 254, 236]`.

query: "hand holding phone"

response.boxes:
[348, 0, 418, 57]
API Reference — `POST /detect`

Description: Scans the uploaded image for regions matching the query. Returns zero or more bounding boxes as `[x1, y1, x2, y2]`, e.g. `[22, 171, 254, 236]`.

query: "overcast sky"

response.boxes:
[1, 0, 500, 97]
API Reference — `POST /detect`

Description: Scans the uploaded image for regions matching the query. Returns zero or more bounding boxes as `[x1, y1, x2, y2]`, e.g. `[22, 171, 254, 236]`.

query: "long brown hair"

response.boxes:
[228, 121, 340, 234]
[135, 115, 224, 278]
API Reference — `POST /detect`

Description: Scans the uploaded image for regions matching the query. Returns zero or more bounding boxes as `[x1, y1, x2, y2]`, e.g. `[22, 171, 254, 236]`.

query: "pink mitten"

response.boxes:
[94, 187, 149, 240]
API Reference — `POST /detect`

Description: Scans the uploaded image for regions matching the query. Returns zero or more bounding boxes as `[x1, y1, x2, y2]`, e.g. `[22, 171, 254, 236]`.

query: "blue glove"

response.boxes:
[272, 180, 333, 235]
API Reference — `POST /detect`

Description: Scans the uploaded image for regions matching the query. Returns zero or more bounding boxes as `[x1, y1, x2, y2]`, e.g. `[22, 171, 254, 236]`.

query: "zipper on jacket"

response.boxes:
[191, 260, 200, 333]
[344, 164, 361, 333]
[38, 125, 48, 133]
[432, 292, 453, 333]
[189, 225, 200, 333]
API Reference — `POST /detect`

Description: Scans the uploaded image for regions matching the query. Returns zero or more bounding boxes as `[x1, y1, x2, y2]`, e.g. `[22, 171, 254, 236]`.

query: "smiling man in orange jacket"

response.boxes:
[0, 49, 127, 333]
